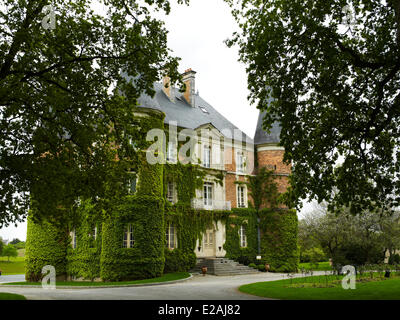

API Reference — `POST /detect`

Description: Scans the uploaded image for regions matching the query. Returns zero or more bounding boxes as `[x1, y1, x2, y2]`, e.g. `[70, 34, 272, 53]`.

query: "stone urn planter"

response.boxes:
[265, 264, 270, 272]
[201, 266, 208, 276]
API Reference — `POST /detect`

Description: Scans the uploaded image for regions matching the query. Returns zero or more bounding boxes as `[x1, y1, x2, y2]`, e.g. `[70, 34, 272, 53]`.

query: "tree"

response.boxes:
[225, 0, 400, 213]
[0, 0, 187, 227]
[1, 244, 18, 262]
[0, 237, 3, 256]
[10, 238, 21, 245]
[300, 203, 399, 266]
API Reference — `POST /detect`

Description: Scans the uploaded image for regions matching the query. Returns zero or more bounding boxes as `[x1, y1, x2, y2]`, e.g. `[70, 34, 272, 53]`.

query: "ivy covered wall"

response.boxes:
[223, 208, 258, 265]
[66, 199, 102, 280]
[25, 106, 299, 281]
[260, 208, 299, 272]
[25, 214, 70, 281]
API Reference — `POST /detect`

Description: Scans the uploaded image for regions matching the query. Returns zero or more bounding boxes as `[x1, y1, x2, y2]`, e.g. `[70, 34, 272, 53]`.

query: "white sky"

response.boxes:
[0, 0, 312, 242]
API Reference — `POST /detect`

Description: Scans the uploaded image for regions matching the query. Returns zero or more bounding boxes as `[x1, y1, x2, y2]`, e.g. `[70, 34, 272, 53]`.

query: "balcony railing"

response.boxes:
[191, 198, 231, 211]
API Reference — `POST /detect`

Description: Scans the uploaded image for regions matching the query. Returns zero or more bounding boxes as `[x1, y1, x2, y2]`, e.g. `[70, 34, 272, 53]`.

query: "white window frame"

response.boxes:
[123, 224, 135, 248]
[166, 142, 177, 163]
[167, 181, 175, 203]
[203, 182, 213, 207]
[237, 151, 245, 173]
[239, 225, 247, 248]
[237, 185, 246, 208]
[165, 222, 177, 249]
[203, 145, 211, 168]
[70, 229, 77, 249]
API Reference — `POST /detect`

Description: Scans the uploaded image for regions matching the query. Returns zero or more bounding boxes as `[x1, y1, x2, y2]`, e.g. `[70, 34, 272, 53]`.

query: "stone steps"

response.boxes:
[189, 258, 260, 276]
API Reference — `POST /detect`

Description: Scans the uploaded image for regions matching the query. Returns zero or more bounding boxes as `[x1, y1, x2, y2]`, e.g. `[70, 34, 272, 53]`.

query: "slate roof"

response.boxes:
[136, 82, 253, 144]
[253, 110, 282, 145]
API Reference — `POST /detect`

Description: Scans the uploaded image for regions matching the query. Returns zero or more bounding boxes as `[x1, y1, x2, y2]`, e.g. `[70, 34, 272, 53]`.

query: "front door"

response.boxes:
[203, 229, 215, 257]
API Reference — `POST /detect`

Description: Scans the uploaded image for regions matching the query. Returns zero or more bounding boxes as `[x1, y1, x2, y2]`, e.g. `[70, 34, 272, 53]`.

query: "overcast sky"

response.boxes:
[0, 0, 313, 242]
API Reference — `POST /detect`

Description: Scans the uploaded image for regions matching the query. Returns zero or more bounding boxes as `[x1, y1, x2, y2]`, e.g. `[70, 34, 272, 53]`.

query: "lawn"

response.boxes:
[239, 273, 400, 300]
[2, 272, 190, 286]
[298, 261, 332, 271]
[0, 256, 25, 275]
[0, 293, 26, 300]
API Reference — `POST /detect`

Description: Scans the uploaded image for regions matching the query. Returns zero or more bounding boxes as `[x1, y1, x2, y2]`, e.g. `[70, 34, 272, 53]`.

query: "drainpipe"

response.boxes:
[257, 217, 261, 255]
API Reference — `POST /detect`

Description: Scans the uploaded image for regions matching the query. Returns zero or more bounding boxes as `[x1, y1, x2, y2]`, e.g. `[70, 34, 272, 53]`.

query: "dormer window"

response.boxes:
[203, 145, 211, 168]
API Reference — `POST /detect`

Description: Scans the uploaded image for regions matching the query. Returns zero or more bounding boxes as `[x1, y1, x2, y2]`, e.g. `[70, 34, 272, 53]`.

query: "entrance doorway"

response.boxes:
[202, 229, 215, 257]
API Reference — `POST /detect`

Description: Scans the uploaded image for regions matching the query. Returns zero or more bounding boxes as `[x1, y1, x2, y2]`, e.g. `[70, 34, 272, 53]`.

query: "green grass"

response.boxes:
[0, 293, 26, 300]
[298, 261, 332, 271]
[239, 273, 400, 300]
[0, 256, 25, 275]
[2, 272, 190, 286]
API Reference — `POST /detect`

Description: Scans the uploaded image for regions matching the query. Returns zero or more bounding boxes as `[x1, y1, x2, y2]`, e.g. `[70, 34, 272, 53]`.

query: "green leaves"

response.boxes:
[226, 0, 400, 213]
[0, 0, 184, 226]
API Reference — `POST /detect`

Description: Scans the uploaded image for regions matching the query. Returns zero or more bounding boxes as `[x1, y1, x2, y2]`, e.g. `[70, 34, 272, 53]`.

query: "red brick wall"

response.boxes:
[225, 173, 248, 208]
[256, 148, 291, 209]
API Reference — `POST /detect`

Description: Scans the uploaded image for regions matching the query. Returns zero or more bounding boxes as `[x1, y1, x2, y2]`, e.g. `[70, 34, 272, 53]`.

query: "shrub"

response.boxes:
[248, 263, 257, 269]
[257, 264, 265, 272]
[302, 247, 326, 263]
[389, 254, 400, 265]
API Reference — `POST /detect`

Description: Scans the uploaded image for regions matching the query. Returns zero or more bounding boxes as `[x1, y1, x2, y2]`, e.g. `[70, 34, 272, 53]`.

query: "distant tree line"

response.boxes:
[299, 204, 400, 268]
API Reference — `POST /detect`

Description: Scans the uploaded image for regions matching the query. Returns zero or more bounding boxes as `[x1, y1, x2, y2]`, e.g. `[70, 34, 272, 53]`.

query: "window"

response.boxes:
[88, 225, 97, 248]
[237, 151, 245, 173]
[165, 222, 177, 249]
[89, 225, 97, 240]
[239, 225, 247, 248]
[70, 229, 77, 249]
[166, 142, 176, 163]
[237, 186, 246, 208]
[212, 144, 221, 166]
[199, 106, 209, 114]
[128, 173, 137, 194]
[123, 224, 135, 248]
[203, 145, 211, 168]
[167, 181, 175, 203]
[203, 183, 213, 207]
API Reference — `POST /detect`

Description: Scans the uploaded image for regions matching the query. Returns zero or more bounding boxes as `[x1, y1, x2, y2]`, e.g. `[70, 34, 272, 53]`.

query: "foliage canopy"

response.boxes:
[226, 0, 400, 213]
[0, 0, 188, 226]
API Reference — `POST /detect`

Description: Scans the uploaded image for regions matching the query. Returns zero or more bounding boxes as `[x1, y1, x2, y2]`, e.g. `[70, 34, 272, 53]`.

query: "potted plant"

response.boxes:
[201, 266, 207, 276]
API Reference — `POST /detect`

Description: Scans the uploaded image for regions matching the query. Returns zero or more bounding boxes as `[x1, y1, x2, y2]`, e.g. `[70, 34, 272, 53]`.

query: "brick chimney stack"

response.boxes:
[182, 68, 196, 107]
[162, 75, 174, 102]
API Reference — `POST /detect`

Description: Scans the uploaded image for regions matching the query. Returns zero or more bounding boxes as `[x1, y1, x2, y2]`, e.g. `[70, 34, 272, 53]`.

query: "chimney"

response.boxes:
[162, 75, 174, 102]
[182, 68, 196, 107]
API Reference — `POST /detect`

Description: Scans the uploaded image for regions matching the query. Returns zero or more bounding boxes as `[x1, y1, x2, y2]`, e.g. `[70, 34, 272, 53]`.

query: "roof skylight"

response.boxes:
[199, 106, 209, 114]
